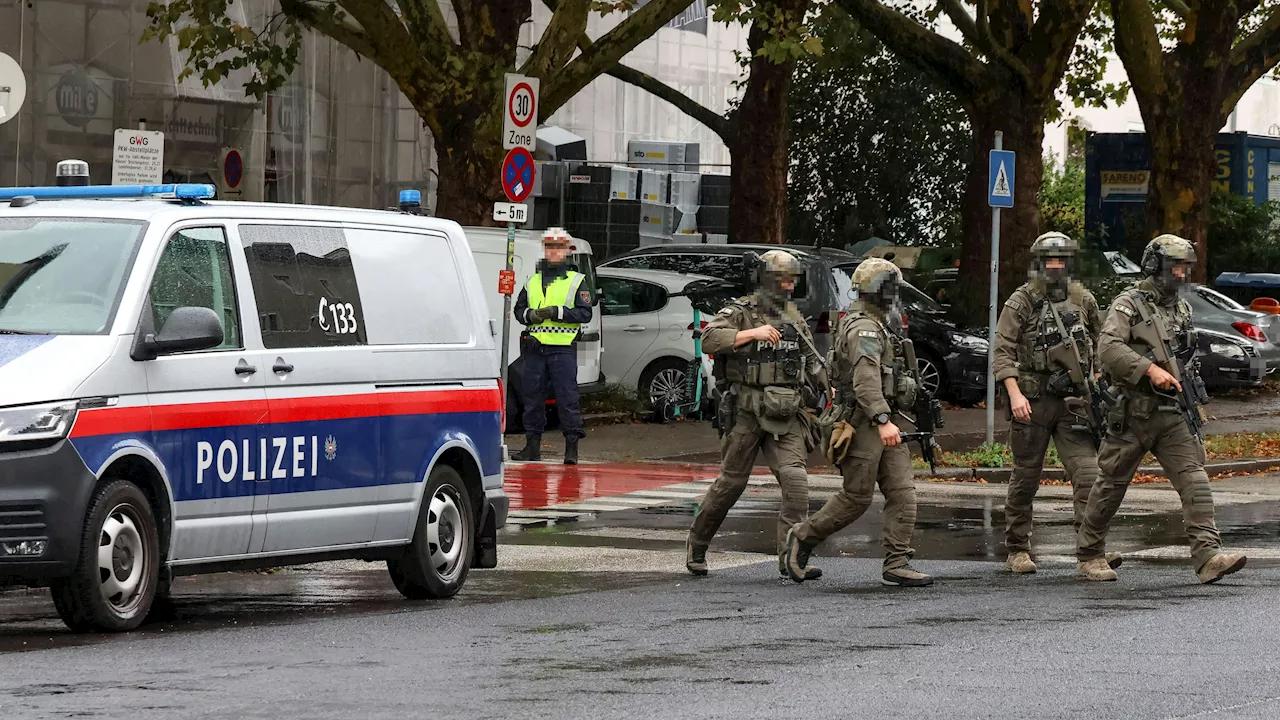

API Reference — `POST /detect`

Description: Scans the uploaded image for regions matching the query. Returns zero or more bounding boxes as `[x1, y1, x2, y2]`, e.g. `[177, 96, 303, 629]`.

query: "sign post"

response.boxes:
[986, 134, 1015, 445]
[497, 141, 537, 408]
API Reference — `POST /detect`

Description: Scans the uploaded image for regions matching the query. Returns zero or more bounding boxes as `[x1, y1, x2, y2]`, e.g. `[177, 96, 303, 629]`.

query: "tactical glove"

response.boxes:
[531, 307, 557, 322]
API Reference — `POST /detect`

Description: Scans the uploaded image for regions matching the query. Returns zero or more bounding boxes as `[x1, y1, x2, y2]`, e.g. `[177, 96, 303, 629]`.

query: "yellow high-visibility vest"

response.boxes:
[527, 270, 585, 346]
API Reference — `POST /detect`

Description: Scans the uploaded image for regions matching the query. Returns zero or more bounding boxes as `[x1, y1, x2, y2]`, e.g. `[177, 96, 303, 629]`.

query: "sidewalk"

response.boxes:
[517, 393, 1280, 465]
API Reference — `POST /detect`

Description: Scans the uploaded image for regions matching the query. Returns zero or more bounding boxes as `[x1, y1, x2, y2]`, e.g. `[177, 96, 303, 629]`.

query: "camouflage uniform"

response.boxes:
[783, 259, 933, 587]
[992, 233, 1104, 571]
[1076, 235, 1247, 584]
[686, 251, 828, 576]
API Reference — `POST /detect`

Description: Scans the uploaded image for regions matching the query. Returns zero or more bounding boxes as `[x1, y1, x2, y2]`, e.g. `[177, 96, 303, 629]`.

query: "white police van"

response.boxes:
[0, 169, 507, 632]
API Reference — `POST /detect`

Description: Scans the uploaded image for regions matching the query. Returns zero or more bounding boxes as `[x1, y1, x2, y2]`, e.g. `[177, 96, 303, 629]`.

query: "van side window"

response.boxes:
[240, 224, 367, 349]
[344, 228, 471, 344]
[149, 227, 241, 349]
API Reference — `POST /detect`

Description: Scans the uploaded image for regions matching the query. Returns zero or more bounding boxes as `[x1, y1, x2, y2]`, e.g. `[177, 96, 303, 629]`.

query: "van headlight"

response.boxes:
[0, 402, 78, 443]
[949, 332, 989, 352]
[1209, 341, 1246, 359]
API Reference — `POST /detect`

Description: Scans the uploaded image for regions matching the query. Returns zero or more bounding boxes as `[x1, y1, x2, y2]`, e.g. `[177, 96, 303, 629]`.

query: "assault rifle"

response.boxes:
[900, 338, 945, 474]
[1128, 295, 1209, 440]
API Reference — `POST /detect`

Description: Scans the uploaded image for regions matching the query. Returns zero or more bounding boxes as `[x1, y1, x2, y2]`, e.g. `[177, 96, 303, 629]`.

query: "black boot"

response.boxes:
[564, 435, 579, 465]
[512, 434, 541, 461]
[782, 528, 821, 584]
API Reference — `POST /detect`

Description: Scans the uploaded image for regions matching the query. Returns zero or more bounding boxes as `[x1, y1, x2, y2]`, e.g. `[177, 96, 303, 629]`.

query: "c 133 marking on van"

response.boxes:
[195, 434, 334, 484]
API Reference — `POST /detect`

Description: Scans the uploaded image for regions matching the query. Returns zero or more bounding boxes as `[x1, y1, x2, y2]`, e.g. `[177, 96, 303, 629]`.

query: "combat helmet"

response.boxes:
[853, 258, 904, 328]
[1029, 231, 1079, 300]
[755, 249, 802, 310]
[1141, 233, 1196, 296]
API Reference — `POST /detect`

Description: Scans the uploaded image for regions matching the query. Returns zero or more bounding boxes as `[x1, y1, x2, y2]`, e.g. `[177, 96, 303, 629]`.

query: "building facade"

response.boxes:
[0, 0, 745, 212]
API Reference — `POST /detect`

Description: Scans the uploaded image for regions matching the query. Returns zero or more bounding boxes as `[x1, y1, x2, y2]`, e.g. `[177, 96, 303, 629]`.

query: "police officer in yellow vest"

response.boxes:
[512, 228, 593, 464]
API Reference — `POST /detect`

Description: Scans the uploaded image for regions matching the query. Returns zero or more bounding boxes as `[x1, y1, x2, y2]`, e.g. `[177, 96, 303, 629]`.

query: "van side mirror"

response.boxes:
[132, 307, 224, 361]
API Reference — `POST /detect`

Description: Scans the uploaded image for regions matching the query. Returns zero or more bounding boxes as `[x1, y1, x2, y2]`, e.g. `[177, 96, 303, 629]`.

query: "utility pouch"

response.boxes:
[1128, 393, 1157, 420]
[1046, 371, 1077, 397]
[1107, 394, 1129, 435]
[760, 386, 801, 421]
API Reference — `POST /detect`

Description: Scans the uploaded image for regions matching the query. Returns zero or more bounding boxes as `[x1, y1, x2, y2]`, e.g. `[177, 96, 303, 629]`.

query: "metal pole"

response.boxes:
[985, 131, 1003, 446]
[499, 222, 516, 396]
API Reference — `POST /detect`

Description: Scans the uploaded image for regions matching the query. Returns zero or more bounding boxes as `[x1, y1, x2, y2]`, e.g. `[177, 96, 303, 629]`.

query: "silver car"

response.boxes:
[1185, 284, 1280, 388]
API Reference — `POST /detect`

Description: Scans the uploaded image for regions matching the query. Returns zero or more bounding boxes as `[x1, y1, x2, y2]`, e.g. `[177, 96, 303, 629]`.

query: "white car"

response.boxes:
[597, 268, 718, 410]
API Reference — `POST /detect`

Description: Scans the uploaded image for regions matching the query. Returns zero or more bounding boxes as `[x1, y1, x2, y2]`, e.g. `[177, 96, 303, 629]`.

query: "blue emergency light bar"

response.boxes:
[0, 183, 217, 202]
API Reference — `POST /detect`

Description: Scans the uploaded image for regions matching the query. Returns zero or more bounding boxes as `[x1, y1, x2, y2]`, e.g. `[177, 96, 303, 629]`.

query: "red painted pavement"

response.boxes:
[504, 462, 720, 510]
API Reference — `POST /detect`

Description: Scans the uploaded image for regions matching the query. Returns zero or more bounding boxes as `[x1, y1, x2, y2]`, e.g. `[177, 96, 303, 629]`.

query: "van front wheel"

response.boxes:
[50, 480, 160, 632]
[388, 465, 475, 600]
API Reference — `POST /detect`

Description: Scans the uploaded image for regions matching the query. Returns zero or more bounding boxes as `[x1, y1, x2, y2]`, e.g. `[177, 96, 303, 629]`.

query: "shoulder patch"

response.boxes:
[578, 290, 592, 305]
[1005, 297, 1023, 313]
[1115, 304, 1134, 317]
[857, 330, 879, 338]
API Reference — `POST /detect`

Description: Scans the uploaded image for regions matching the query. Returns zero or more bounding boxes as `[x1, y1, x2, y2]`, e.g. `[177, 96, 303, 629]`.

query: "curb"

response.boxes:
[914, 458, 1280, 482]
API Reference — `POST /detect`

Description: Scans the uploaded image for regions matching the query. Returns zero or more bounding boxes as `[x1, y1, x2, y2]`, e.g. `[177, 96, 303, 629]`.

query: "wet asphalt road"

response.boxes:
[4, 474, 1280, 718]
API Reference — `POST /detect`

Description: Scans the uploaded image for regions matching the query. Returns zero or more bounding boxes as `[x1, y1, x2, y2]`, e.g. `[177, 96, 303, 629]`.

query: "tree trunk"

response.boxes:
[1137, 101, 1222, 284]
[726, 1, 807, 244]
[428, 93, 506, 227]
[950, 90, 1045, 328]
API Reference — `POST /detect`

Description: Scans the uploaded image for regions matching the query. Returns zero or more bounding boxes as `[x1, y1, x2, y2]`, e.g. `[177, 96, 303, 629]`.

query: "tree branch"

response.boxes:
[1025, 0, 1096, 96]
[540, 0, 691, 117]
[280, 0, 380, 59]
[1107, 0, 1167, 104]
[972, 0, 1035, 88]
[521, 0, 592, 78]
[1224, 9, 1280, 116]
[937, 0, 982, 46]
[606, 63, 730, 138]
[836, 0, 988, 99]
[1165, 0, 1191, 18]
[396, 0, 454, 53]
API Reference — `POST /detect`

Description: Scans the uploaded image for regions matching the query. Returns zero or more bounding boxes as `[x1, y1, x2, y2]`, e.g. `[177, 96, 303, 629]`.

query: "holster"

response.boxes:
[716, 388, 739, 438]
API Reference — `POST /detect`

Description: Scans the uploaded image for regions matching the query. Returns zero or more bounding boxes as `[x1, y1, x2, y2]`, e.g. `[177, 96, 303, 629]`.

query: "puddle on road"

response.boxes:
[503, 496, 1280, 565]
[0, 568, 670, 654]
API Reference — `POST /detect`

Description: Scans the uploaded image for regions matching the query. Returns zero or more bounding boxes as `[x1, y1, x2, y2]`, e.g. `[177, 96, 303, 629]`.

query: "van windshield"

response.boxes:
[0, 218, 145, 335]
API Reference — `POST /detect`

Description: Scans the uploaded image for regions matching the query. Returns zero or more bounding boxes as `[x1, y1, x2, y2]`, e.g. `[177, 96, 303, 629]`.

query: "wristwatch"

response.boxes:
[872, 412, 891, 426]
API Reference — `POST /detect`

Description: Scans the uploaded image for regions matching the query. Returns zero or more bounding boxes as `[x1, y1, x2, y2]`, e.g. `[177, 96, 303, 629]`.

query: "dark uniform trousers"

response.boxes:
[689, 404, 809, 555]
[1006, 393, 1099, 552]
[521, 342, 583, 439]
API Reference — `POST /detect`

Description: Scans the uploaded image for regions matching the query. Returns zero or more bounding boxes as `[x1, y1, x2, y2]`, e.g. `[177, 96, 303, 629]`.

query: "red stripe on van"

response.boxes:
[69, 388, 501, 438]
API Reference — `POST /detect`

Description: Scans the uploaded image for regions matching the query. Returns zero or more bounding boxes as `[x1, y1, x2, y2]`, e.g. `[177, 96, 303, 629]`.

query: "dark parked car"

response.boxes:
[832, 263, 987, 406]
[1184, 284, 1279, 389]
[600, 243, 860, 355]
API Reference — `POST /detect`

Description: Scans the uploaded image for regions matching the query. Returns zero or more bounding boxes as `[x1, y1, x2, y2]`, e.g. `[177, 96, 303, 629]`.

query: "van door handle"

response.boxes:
[273, 360, 294, 374]
[623, 325, 646, 333]
[235, 361, 257, 376]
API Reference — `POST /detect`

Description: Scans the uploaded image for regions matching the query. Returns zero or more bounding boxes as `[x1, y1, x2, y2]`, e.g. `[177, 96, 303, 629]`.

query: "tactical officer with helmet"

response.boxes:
[511, 228, 593, 465]
[1077, 234, 1247, 583]
[686, 249, 829, 579]
[782, 258, 933, 587]
[993, 232, 1118, 574]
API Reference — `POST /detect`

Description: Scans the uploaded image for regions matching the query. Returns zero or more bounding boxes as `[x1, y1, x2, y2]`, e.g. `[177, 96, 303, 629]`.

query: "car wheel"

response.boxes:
[50, 480, 161, 632]
[640, 358, 690, 412]
[916, 353, 946, 399]
[388, 464, 475, 600]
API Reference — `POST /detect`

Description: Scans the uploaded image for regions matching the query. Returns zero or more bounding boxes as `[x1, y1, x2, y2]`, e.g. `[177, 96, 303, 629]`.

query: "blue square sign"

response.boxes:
[989, 150, 1015, 208]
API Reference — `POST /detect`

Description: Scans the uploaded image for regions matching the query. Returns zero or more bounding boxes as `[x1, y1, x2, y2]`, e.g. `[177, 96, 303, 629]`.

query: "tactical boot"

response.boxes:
[1197, 552, 1247, 584]
[563, 436, 579, 465]
[1106, 552, 1124, 570]
[882, 565, 934, 587]
[782, 529, 820, 584]
[686, 537, 708, 577]
[779, 555, 823, 581]
[1006, 551, 1037, 574]
[511, 434, 542, 462]
[1077, 557, 1118, 582]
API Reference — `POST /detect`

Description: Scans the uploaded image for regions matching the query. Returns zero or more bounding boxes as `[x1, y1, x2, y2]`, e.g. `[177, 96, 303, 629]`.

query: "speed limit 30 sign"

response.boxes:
[502, 73, 539, 150]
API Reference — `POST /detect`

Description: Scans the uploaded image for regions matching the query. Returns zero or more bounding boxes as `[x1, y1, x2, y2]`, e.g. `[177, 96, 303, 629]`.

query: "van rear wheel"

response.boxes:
[388, 465, 475, 600]
[50, 480, 160, 632]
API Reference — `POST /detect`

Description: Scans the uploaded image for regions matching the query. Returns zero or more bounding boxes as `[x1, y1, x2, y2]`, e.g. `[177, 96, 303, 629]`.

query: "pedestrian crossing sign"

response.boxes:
[989, 150, 1015, 208]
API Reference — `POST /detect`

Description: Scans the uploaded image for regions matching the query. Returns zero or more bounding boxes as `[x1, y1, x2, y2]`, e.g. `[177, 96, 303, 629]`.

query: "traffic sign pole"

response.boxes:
[499, 222, 516, 410]
[986, 131, 1004, 446]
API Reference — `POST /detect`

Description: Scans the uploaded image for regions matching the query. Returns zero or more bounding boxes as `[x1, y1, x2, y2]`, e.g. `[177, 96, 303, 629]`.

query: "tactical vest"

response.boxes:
[526, 270, 585, 346]
[719, 300, 806, 388]
[1120, 288, 1197, 377]
[829, 310, 915, 411]
[1014, 289, 1095, 398]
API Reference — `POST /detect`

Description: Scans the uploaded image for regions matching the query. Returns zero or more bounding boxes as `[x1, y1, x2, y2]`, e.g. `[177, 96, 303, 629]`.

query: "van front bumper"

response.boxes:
[0, 439, 96, 581]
